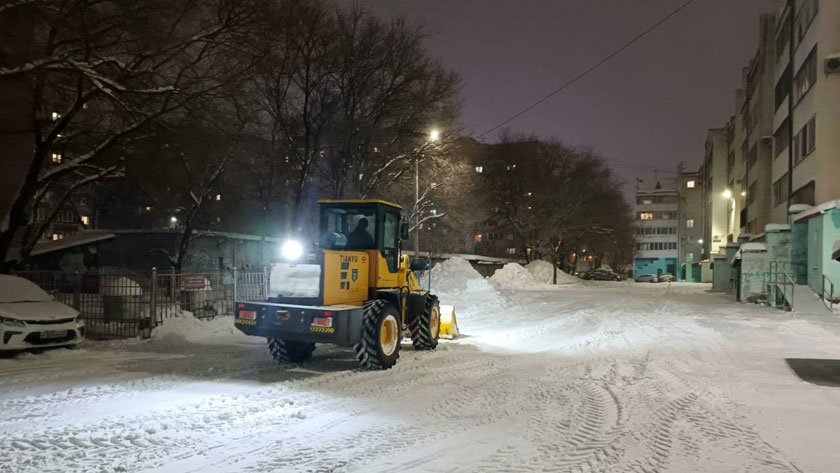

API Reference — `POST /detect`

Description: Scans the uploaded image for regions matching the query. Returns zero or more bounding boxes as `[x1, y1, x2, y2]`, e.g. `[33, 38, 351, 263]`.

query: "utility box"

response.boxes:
[765, 224, 792, 264]
[737, 243, 768, 303]
[712, 254, 729, 292]
[700, 260, 713, 283]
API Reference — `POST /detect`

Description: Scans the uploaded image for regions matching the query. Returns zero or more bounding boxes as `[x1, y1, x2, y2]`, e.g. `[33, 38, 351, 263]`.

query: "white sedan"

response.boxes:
[0, 275, 85, 350]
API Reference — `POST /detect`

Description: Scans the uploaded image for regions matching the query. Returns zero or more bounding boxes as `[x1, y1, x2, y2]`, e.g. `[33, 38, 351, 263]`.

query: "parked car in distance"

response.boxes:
[635, 274, 659, 283]
[0, 275, 85, 351]
[586, 269, 623, 281]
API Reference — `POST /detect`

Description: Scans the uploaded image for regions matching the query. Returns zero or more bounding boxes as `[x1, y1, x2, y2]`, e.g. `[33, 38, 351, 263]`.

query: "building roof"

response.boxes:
[95, 228, 280, 242]
[5, 231, 115, 262]
[317, 199, 402, 209]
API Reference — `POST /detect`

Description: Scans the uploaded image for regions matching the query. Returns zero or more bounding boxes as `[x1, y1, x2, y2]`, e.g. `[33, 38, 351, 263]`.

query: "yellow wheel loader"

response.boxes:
[234, 199, 457, 370]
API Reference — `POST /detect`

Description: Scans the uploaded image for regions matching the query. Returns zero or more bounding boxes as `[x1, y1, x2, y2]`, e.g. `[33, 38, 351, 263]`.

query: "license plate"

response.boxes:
[41, 330, 67, 339]
[238, 310, 256, 320]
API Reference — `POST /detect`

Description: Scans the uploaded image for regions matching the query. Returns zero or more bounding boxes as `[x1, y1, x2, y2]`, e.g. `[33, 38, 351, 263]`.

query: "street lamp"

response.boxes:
[414, 128, 442, 253]
[721, 189, 732, 199]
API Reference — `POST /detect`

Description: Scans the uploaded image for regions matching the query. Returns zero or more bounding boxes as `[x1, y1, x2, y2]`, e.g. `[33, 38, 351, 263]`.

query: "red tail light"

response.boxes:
[323, 311, 333, 317]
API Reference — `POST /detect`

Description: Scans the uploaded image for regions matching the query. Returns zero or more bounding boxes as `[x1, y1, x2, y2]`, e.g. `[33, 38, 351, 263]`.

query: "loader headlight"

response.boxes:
[280, 240, 304, 261]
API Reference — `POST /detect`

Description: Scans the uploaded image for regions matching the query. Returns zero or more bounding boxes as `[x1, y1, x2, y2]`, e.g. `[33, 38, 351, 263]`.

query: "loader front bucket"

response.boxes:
[439, 304, 459, 339]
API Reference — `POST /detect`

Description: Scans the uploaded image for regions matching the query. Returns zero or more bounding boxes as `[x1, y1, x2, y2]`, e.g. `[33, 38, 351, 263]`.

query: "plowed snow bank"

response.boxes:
[526, 260, 581, 286]
[151, 313, 248, 346]
[431, 257, 504, 319]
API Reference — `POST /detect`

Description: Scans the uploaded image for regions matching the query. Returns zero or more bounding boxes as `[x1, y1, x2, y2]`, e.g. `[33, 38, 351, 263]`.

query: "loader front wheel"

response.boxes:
[268, 338, 315, 364]
[355, 300, 400, 370]
[409, 295, 440, 350]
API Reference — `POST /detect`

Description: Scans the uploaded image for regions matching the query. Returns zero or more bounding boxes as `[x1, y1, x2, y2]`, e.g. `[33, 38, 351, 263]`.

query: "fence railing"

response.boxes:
[767, 261, 796, 312]
[822, 275, 836, 312]
[14, 268, 266, 339]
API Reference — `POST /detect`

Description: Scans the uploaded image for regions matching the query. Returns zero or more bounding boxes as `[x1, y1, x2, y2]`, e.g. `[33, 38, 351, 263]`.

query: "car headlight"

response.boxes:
[280, 240, 304, 261]
[0, 316, 25, 327]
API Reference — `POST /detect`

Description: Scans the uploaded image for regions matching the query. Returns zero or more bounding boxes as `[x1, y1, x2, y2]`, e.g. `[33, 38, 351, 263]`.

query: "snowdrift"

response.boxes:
[525, 260, 581, 286]
[490, 261, 581, 290]
[431, 257, 505, 320]
[151, 313, 248, 346]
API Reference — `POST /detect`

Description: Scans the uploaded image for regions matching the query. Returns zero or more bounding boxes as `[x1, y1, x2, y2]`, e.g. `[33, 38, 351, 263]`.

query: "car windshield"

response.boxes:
[0, 275, 52, 303]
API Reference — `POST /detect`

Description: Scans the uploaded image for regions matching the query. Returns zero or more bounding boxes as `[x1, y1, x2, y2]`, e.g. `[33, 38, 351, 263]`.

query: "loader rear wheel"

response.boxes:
[409, 294, 440, 350]
[267, 338, 315, 364]
[355, 300, 400, 370]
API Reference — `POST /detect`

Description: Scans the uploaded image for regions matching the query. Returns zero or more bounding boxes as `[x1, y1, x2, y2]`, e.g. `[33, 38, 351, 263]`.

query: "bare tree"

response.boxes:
[0, 0, 260, 269]
[253, 0, 338, 235]
[481, 133, 635, 280]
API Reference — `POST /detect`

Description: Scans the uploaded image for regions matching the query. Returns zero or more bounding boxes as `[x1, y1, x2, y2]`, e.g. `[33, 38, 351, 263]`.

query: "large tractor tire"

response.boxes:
[267, 338, 316, 364]
[355, 300, 401, 370]
[409, 294, 440, 350]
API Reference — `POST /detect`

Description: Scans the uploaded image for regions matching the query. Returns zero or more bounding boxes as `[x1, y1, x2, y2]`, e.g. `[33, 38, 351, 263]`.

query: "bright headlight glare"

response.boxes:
[281, 240, 304, 260]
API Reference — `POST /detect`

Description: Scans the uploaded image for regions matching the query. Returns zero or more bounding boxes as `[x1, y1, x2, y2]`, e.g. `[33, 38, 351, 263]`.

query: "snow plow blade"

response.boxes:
[439, 305, 459, 339]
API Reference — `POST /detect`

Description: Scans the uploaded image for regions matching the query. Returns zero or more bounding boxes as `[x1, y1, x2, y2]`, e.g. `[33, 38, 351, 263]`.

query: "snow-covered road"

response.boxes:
[3, 275, 840, 472]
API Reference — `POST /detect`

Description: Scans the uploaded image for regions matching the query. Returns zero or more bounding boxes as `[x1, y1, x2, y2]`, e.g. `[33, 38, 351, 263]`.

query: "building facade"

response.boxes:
[633, 177, 678, 279]
[691, 0, 840, 261]
[677, 168, 704, 274]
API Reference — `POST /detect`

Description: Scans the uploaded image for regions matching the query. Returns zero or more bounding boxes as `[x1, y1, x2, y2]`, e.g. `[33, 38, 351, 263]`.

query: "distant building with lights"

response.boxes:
[632, 177, 679, 279]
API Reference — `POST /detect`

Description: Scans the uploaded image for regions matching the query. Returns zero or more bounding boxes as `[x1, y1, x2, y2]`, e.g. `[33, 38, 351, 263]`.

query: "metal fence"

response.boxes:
[14, 268, 267, 339]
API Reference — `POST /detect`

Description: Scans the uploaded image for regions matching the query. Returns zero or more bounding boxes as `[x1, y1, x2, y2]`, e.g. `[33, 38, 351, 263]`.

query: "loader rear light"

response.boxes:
[238, 310, 256, 320]
[323, 311, 333, 317]
[312, 317, 332, 328]
[238, 303, 246, 309]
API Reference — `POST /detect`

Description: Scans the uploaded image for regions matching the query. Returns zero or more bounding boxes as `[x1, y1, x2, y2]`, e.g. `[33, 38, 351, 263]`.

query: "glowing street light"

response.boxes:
[721, 189, 732, 199]
[429, 129, 440, 142]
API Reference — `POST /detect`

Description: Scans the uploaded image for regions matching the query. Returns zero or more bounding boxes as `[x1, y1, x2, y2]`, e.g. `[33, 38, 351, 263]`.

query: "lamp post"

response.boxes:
[415, 129, 440, 253]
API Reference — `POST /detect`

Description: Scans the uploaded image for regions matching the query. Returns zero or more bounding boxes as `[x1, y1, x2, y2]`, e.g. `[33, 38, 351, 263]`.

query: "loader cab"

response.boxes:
[318, 200, 404, 273]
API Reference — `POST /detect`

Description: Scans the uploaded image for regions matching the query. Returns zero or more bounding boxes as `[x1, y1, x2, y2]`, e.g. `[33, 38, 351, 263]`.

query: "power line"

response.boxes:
[477, 0, 696, 140]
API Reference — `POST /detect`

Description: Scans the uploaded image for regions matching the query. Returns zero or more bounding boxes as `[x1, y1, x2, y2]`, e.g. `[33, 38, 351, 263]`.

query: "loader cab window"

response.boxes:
[320, 207, 376, 250]
[382, 210, 400, 272]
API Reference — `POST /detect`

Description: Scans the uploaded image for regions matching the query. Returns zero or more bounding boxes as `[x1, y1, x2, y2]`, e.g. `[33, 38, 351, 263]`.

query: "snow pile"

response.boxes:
[431, 257, 504, 319]
[525, 260, 581, 286]
[150, 313, 247, 346]
[489, 263, 543, 290]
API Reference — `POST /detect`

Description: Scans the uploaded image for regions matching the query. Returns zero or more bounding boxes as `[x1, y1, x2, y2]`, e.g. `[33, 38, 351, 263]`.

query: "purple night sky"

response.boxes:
[360, 0, 783, 191]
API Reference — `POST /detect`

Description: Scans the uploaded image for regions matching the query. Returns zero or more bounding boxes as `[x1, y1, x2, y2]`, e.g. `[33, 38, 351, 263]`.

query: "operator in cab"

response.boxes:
[346, 217, 374, 249]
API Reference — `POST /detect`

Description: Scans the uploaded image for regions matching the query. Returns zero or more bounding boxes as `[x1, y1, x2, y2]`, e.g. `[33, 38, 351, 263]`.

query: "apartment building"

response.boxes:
[676, 168, 704, 270]
[633, 177, 679, 279]
[771, 0, 840, 214]
[693, 0, 840, 262]
[702, 129, 729, 256]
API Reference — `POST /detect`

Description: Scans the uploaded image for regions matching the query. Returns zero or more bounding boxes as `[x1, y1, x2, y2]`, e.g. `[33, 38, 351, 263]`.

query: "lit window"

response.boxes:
[640, 212, 654, 220]
[52, 233, 60, 240]
[215, 193, 221, 201]
[145, 206, 152, 212]
[51, 153, 62, 163]
[687, 253, 694, 261]
[474, 234, 482, 243]
[686, 180, 695, 188]
[51, 112, 60, 121]
[373, 147, 380, 153]
[80, 216, 90, 225]
[526, 192, 532, 197]
[430, 209, 437, 215]
[475, 166, 483, 173]
[216, 217, 221, 223]
[686, 219, 694, 228]
[358, 173, 364, 181]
